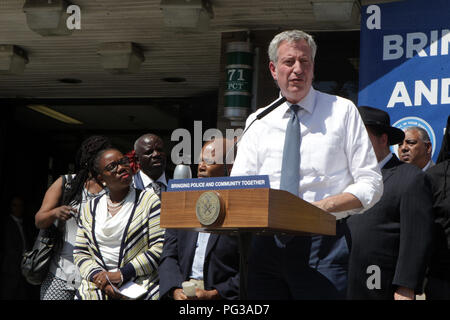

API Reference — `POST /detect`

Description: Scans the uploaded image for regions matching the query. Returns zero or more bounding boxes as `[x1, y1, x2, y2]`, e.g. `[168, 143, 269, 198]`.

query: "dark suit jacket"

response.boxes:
[347, 155, 434, 299]
[426, 159, 450, 279]
[0, 215, 36, 299]
[159, 229, 240, 300]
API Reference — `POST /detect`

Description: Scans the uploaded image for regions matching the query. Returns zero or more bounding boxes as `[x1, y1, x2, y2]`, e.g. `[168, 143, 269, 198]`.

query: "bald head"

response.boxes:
[198, 138, 235, 178]
[134, 134, 160, 151]
[134, 133, 167, 180]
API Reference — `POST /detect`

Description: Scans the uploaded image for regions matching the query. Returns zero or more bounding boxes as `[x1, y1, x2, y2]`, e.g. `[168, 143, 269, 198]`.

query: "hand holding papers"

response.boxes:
[106, 274, 147, 300]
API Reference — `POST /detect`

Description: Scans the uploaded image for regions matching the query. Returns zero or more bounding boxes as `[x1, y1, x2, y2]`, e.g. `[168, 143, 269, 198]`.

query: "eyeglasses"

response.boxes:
[103, 157, 131, 173]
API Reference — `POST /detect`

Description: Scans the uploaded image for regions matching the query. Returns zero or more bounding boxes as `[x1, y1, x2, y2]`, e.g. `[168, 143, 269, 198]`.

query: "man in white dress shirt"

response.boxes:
[230, 30, 383, 299]
[133, 133, 168, 196]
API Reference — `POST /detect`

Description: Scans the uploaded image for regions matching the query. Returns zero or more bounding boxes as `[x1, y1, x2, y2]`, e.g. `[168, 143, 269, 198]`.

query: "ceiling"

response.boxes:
[0, 0, 399, 199]
[0, 0, 399, 136]
[0, 0, 393, 100]
[0, 0, 407, 219]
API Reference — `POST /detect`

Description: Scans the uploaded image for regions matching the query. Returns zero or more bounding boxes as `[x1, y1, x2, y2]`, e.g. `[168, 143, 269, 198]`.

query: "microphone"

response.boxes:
[255, 96, 287, 120]
[173, 164, 192, 179]
[224, 95, 287, 176]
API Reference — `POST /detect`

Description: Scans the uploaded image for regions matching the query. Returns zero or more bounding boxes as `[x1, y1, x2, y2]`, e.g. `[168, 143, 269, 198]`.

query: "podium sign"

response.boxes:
[359, 0, 449, 161]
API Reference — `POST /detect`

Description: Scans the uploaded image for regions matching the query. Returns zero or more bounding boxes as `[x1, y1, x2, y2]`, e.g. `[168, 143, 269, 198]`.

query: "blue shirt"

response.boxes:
[189, 232, 211, 280]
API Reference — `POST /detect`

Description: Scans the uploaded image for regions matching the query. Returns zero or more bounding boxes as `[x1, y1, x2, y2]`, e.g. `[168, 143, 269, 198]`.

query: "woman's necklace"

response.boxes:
[107, 197, 126, 208]
[106, 193, 127, 215]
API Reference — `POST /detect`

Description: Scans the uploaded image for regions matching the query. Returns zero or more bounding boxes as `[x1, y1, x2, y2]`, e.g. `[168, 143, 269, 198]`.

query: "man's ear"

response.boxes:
[425, 141, 432, 155]
[381, 133, 389, 147]
[269, 61, 277, 81]
[134, 152, 141, 164]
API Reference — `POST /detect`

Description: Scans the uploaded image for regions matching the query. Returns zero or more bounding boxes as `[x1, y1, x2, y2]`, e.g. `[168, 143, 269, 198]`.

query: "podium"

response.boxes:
[161, 188, 336, 235]
[160, 187, 336, 299]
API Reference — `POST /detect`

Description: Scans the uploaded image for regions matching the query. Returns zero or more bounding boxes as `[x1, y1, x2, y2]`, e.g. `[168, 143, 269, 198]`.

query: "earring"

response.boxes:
[102, 182, 106, 187]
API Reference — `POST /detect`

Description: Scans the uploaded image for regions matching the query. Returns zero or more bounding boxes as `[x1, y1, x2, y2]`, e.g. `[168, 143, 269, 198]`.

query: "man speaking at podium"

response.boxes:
[230, 30, 383, 299]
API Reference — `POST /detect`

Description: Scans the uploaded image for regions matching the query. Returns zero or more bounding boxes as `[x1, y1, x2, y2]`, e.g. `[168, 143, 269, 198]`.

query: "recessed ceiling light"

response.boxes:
[161, 77, 186, 83]
[58, 78, 82, 84]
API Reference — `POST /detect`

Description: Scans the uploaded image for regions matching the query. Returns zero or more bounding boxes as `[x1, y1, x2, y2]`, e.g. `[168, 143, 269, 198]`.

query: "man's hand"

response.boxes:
[195, 288, 220, 300]
[311, 193, 362, 213]
[172, 288, 220, 300]
[173, 288, 188, 300]
[394, 286, 414, 300]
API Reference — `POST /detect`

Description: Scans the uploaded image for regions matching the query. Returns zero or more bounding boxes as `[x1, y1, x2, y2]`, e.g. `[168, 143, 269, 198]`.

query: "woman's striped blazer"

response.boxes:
[73, 188, 165, 300]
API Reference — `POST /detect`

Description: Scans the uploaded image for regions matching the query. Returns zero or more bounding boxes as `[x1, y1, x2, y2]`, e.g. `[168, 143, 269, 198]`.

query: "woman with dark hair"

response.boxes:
[35, 135, 111, 300]
[74, 148, 164, 300]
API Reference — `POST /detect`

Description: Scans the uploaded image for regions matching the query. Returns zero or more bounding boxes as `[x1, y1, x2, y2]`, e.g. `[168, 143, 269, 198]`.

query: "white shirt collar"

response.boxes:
[281, 87, 317, 116]
[422, 159, 433, 171]
[139, 170, 167, 188]
[379, 153, 393, 169]
[10, 214, 23, 224]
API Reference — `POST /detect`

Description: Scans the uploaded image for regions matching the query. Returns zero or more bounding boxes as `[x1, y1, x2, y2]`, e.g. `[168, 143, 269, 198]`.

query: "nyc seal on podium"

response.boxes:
[195, 191, 225, 227]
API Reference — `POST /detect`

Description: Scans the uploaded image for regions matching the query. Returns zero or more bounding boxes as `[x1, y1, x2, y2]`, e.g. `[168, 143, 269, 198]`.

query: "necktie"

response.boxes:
[151, 181, 165, 198]
[275, 104, 301, 248]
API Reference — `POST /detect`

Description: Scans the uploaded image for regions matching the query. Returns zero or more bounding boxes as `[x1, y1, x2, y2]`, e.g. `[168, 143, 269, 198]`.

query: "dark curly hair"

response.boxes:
[92, 148, 114, 177]
[62, 135, 112, 205]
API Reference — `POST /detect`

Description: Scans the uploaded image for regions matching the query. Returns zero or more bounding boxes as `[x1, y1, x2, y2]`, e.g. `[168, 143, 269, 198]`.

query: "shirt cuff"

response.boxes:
[119, 263, 136, 282]
[343, 182, 382, 211]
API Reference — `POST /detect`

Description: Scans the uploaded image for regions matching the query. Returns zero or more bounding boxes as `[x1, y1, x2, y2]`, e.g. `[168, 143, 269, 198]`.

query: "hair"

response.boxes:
[92, 147, 122, 178]
[366, 125, 385, 137]
[405, 126, 431, 143]
[268, 30, 317, 63]
[63, 135, 112, 205]
[366, 125, 391, 146]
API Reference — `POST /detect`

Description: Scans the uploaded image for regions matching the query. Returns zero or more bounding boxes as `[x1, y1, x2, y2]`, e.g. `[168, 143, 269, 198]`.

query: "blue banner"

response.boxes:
[167, 175, 270, 192]
[359, 0, 450, 161]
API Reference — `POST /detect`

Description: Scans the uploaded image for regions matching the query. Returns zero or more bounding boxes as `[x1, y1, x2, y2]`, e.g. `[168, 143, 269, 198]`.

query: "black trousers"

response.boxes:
[425, 276, 450, 300]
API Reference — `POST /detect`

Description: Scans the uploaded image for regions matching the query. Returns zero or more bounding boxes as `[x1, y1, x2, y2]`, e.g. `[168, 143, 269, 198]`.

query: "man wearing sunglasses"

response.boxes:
[133, 133, 168, 197]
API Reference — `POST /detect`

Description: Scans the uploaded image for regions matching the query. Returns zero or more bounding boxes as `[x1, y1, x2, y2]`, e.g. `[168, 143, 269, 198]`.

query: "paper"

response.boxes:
[182, 281, 196, 297]
[105, 274, 147, 300]
[117, 281, 147, 300]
